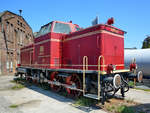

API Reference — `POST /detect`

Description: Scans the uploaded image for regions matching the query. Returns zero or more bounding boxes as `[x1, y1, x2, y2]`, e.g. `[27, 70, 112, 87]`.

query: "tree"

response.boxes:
[142, 36, 150, 49]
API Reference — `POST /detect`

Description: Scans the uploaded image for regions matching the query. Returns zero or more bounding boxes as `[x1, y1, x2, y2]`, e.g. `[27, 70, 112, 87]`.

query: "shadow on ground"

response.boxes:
[26, 84, 99, 112]
[15, 77, 150, 113]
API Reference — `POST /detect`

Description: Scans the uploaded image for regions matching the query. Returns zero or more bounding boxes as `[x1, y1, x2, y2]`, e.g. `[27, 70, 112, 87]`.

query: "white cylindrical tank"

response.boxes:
[124, 48, 150, 76]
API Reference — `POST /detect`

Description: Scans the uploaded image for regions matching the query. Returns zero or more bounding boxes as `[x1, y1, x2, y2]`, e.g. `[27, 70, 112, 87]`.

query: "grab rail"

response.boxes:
[98, 55, 105, 99]
[83, 56, 88, 95]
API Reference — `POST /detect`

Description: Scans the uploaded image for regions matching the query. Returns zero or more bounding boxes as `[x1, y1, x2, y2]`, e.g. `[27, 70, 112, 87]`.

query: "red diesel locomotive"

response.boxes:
[16, 19, 137, 104]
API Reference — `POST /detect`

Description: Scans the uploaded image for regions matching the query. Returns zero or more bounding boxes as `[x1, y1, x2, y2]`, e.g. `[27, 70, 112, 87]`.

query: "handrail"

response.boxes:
[98, 55, 105, 99]
[83, 56, 88, 70]
[133, 58, 136, 74]
[132, 58, 137, 86]
[83, 56, 88, 95]
[98, 55, 105, 73]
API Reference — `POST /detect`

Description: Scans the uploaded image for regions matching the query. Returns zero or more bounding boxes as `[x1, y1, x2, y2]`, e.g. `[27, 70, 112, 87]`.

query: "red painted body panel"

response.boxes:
[62, 24, 124, 71]
[20, 21, 125, 73]
[34, 32, 63, 69]
[20, 44, 34, 67]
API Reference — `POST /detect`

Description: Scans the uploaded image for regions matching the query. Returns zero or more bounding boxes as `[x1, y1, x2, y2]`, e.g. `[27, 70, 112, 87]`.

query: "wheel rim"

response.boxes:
[50, 72, 61, 92]
[65, 74, 82, 98]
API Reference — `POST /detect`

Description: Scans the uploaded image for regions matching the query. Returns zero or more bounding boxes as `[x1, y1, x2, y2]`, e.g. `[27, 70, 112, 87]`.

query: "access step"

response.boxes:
[84, 94, 101, 100]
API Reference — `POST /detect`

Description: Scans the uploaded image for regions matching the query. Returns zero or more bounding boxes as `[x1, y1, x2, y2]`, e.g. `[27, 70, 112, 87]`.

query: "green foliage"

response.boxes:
[142, 41, 147, 49]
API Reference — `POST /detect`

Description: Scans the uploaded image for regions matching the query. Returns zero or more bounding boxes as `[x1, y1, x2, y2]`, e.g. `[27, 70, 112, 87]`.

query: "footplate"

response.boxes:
[84, 93, 101, 100]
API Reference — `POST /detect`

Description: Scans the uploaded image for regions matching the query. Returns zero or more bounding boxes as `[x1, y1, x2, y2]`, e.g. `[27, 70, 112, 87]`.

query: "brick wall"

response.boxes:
[0, 11, 34, 75]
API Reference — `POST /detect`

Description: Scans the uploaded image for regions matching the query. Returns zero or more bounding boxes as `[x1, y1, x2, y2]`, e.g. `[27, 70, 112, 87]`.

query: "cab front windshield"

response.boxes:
[53, 22, 71, 34]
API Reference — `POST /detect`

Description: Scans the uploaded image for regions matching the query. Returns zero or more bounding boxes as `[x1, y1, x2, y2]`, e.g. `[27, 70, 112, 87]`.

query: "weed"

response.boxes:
[128, 81, 135, 87]
[10, 80, 16, 83]
[116, 105, 134, 113]
[74, 97, 96, 107]
[106, 105, 115, 112]
[9, 104, 18, 108]
[139, 111, 146, 113]
[11, 84, 25, 90]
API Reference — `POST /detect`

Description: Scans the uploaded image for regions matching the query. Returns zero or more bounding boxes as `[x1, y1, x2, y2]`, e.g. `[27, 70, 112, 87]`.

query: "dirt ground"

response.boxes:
[0, 75, 150, 113]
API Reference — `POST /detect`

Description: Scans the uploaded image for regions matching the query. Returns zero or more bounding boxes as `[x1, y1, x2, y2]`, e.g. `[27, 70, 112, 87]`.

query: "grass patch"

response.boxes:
[101, 98, 138, 113]
[134, 88, 150, 92]
[74, 97, 96, 107]
[9, 104, 18, 108]
[105, 103, 134, 113]
[11, 84, 25, 90]
[10, 80, 16, 83]
[116, 105, 134, 113]
[128, 80, 150, 92]
[128, 81, 135, 87]
[106, 105, 115, 112]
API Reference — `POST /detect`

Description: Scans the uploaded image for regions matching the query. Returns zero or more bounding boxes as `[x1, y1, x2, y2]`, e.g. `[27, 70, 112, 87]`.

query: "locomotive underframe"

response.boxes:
[16, 66, 131, 104]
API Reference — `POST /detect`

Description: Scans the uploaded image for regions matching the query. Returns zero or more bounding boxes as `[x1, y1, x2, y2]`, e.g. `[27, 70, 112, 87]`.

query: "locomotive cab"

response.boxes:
[36, 21, 81, 37]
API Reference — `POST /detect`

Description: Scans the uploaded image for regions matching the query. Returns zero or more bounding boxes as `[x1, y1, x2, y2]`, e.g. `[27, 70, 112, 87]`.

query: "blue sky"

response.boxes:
[0, 0, 150, 48]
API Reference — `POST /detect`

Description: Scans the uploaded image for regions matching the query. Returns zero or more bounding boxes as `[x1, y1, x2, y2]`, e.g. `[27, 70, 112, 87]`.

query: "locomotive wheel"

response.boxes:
[50, 72, 61, 92]
[25, 74, 32, 83]
[32, 74, 38, 84]
[121, 76, 129, 92]
[65, 74, 82, 98]
[39, 72, 45, 84]
[103, 82, 116, 98]
[33, 78, 37, 84]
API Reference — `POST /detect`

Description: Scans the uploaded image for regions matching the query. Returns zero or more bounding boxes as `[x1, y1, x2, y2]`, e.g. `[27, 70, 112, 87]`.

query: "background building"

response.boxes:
[0, 10, 33, 75]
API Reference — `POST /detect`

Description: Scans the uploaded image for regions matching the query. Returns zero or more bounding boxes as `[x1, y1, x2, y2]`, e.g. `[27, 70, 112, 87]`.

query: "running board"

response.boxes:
[84, 94, 101, 100]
